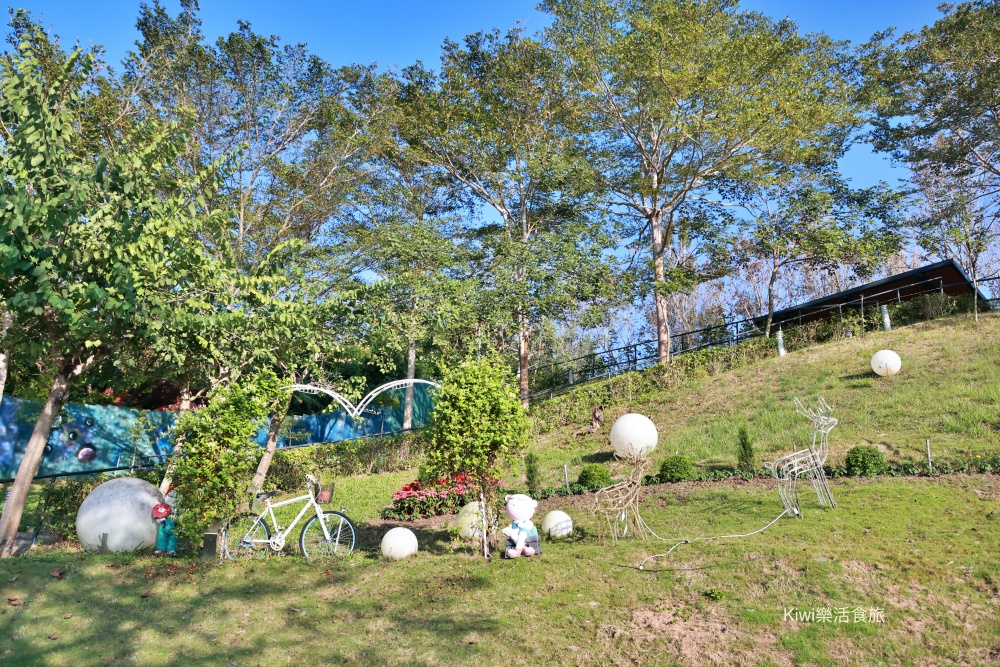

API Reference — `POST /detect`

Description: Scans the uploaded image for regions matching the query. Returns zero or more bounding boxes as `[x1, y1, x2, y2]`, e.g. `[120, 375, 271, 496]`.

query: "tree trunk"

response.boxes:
[0, 371, 71, 557]
[159, 377, 193, 494]
[403, 338, 416, 430]
[650, 211, 671, 364]
[764, 268, 779, 338]
[518, 315, 530, 409]
[0, 310, 11, 404]
[249, 405, 288, 493]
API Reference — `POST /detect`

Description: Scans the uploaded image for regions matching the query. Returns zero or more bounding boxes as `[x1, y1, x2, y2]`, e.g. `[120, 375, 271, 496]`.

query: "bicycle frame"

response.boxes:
[254, 484, 334, 546]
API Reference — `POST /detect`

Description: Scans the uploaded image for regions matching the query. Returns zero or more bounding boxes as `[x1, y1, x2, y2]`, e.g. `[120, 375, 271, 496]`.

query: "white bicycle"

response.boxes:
[221, 475, 356, 561]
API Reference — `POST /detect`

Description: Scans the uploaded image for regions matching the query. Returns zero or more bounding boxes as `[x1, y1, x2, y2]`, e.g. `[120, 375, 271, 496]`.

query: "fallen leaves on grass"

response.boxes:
[49, 569, 65, 579]
[7, 598, 23, 606]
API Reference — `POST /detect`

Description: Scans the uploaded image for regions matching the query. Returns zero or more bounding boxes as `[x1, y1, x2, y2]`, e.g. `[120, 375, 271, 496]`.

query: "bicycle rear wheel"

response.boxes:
[222, 513, 271, 560]
[299, 511, 356, 560]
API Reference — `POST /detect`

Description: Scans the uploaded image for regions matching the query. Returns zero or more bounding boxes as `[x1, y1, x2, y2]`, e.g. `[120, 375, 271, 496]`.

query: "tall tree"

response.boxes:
[127, 2, 375, 278]
[0, 27, 225, 555]
[543, 0, 859, 362]
[863, 1, 1000, 320]
[730, 171, 903, 336]
[865, 1, 1000, 196]
[909, 164, 999, 320]
[402, 29, 611, 406]
[342, 71, 472, 426]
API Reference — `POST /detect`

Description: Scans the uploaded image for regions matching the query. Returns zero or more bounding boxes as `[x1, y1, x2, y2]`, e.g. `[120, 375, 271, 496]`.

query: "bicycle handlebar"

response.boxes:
[305, 474, 318, 486]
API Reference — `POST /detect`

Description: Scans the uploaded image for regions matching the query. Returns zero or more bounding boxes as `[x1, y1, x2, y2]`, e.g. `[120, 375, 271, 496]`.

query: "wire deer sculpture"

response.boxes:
[765, 398, 838, 518]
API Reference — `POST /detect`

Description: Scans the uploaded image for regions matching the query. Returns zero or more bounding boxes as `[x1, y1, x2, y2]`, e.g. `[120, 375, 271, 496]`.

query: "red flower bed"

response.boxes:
[382, 473, 491, 520]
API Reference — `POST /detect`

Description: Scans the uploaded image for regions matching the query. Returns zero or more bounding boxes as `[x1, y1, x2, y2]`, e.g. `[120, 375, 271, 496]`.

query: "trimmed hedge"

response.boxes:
[845, 445, 888, 477]
[577, 463, 611, 490]
[659, 455, 694, 482]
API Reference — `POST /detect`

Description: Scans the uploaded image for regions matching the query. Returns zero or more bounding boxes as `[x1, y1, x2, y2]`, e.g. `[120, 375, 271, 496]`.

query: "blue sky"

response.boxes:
[21, 0, 946, 188]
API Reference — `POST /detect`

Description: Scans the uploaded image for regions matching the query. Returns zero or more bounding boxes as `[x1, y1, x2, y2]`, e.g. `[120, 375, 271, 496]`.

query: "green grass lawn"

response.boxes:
[2, 475, 999, 666]
[526, 312, 1000, 490]
[3, 313, 1000, 665]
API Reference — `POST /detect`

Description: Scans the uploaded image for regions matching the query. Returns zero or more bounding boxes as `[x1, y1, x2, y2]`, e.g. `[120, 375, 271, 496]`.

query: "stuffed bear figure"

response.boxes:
[502, 493, 541, 558]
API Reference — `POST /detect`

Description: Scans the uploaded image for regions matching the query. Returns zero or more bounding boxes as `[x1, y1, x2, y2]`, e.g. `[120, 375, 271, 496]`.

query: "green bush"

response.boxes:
[423, 354, 529, 494]
[736, 425, 755, 475]
[422, 355, 529, 547]
[659, 455, 694, 482]
[576, 463, 611, 490]
[524, 452, 541, 497]
[845, 445, 888, 477]
[170, 372, 286, 545]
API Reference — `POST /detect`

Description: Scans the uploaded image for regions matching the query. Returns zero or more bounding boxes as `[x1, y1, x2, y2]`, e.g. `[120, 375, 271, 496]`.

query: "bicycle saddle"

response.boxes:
[255, 491, 279, 500]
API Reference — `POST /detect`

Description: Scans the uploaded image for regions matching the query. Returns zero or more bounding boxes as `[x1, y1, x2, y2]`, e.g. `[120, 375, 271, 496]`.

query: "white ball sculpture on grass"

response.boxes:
[541, 510, 573, 539]
[381, 526, 419, 561]
[456, 501, 483, 540]
[610, 413, 659, 458]
[871, 350, 902, 377]
[75, 477, 165, 553]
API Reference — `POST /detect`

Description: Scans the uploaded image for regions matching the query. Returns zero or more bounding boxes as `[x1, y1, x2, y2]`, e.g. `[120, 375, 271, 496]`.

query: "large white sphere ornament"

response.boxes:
[870, 350, 902, 377]
[541, 510, 573, 539]
[610, 413, 658, 458]
[380, 527, 419, 560]
[75, 477, 165, 553]
[456, 501, 483, 540]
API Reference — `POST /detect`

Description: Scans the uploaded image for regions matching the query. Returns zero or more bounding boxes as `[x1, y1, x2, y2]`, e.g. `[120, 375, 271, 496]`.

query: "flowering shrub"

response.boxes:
[381, 473, 477, 520]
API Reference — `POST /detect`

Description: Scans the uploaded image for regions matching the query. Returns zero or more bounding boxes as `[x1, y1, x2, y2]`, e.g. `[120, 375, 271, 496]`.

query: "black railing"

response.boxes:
[527, 275, 999, 401]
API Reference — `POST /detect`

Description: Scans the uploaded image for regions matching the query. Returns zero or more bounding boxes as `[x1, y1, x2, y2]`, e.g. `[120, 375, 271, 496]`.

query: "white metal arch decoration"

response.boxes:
[286, 379, 441, 418]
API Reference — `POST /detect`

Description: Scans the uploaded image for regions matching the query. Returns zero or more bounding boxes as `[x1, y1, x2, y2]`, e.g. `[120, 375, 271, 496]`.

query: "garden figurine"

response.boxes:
[152, 502, 177, 555]
[502, 493, 541, 558]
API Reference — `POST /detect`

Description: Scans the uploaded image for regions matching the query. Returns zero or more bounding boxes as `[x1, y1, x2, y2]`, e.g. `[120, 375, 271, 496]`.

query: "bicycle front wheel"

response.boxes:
[299, 511, 356, 561]
[222, 513, 271, 560]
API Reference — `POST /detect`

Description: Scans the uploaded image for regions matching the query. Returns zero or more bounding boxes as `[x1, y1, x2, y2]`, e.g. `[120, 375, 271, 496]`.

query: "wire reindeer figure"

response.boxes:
[765, 397, 838, 518]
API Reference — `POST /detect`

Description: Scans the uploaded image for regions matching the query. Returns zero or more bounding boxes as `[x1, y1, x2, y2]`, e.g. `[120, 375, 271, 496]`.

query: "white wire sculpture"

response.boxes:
[637, 398, 839, 569]
[764, 397, 838, 518]
[287, 379, 441, 418]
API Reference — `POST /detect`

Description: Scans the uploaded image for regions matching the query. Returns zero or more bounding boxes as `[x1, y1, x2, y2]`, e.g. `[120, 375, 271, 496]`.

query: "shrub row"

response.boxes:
[530, 450, 1000, 501]
[265, 431, 426, 492]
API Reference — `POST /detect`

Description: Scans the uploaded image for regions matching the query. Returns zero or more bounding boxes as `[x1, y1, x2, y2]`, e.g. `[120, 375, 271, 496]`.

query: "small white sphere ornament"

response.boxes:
[75, 477, 165, 553]
[870, 350, 902, 377]
[456, 501, 483, 540]
[541, 510, 573, 539]
[610, 413, 658, 458]
[380, 526, 419, 560]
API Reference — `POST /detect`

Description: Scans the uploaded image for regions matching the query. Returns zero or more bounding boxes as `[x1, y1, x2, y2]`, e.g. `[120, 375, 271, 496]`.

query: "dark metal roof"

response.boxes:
[760, 258, 990, 326]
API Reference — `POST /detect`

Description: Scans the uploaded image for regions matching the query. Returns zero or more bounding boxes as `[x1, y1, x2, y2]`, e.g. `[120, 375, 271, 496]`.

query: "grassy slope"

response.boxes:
[2, 313, 999, 666]
[527, 312, 1000, 489]
[1, 476, 998, 666]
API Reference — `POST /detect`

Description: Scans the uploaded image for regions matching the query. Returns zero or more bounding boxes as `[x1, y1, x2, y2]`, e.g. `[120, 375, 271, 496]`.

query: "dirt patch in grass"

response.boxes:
[602, 601, 794, 667]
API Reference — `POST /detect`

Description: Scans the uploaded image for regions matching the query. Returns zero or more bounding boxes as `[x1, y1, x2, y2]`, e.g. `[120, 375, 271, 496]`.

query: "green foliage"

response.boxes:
[576, 463, 611, 490]
[845, 445, 888, 477]
[524, 452, 542, 497]
[37, 479, 98, 541]
[659, 455, 695, 483]
[543, 0, 861, 349]
[736, 425, 755, 476]
[423, 355, 530, 494]
[170, 372, 286, 543]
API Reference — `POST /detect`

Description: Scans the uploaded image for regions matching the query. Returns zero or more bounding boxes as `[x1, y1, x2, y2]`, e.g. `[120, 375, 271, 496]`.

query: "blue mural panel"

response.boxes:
[0, 384, 435, 480]
[0, 396, 176, 480]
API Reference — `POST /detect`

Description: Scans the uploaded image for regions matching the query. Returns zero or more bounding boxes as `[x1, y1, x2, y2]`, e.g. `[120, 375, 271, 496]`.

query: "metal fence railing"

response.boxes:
[527, 275, 1000, 401]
